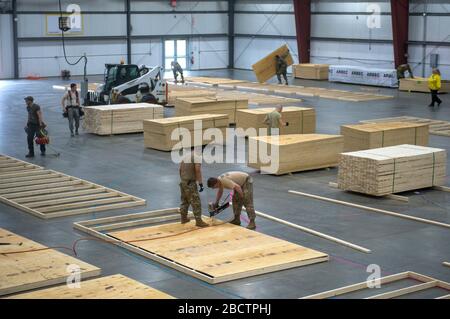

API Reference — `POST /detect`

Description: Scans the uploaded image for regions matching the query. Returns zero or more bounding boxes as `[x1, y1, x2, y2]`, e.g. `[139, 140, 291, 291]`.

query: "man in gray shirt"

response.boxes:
[24, 96, 45, 158]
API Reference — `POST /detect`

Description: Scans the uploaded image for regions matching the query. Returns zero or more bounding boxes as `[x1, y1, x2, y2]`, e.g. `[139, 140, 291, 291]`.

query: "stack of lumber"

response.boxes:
[252, 44, 294, 83]
[399, 77, 450, 93]
[174, 96, 248, 124]
[83, 103, 163, 135]
[168, 89, 216, 104]
[361, 116, 450, 137]
[185, 77, 247, 86]
[293, 64, 329, 80]
[248, 134, 344, 175]
[143, 114, 228, 151]
[236, 106, 316, 136]
[341, 122, 429, 152]
[337, 144, 447, 196]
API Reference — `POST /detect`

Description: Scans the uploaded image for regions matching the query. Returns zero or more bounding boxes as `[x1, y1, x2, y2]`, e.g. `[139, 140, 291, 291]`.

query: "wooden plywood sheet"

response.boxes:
[293, 64, 329, 80]
[0, 155, 146, 219]
[6, 274, 174, 299]
[252, 44, 294, 83]
[236, 106, 316, 135]
[0, 228, 101, 296]
[341, 122, 429, 152]
[360, 116, 450, 137]
[248, 134, 344, 175]
[107, 218, 328, 283]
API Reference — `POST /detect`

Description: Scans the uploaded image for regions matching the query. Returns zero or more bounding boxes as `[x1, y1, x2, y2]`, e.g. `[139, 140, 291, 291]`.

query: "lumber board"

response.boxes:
[0, 155, 146, 219]
[301, 271, 450, 299]
[83, 103, 164, 135]
[0, 228, 101, 296]
[337, 145, 446, 196]
[252, 44, 294, 83]
[328, 182, 409, 202]
[341, 122, 429, 152]
[6, 274, 174, 299]
[248, 134, 344, 175]
[235, 106, 316, 136]
[74, 208, 328, 284]
[443, 262, 450, 268]
[399, 77, 450, 93]
[143, 113, 229, 151]
[293, 64, 329, 80]
[289, 190, 450, 229]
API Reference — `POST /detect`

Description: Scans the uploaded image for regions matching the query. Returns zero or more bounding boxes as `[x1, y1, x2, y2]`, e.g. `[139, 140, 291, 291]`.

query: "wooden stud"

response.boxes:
[14, 188, 107, 204]
[443, 262, 450, 268]
[250, 209, 371, 254]
[35, 196, 133, 213]
[25, 192, 118, 208]
[328, 181, 409, 203]
[365, 281, 438, 299]
[289, 190, 450, 229]
[433, 186, 450, 193]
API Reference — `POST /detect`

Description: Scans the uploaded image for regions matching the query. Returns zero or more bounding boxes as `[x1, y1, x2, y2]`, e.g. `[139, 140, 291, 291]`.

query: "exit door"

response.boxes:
[164, 39, 187, 71]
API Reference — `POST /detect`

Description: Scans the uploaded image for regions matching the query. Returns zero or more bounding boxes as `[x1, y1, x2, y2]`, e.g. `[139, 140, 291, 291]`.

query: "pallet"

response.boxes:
[301, 271, 450, 299]
[5, 274, 174, 299]
[74, 208, 329, 284]
[0, 228, 101, 296]
[361, 116, 450, 137]
[0, 155, 146, 219]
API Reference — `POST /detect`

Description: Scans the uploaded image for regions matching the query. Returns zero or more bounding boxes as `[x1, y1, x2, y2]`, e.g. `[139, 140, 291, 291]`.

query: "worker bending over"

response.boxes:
[179, 152, 208, 227]
[264, 105, 287, 135]
[207, 171, 256, 230]
[171, 61, 185, 83]
[397, 64, 414, 80]
[275, 50, 289, 85]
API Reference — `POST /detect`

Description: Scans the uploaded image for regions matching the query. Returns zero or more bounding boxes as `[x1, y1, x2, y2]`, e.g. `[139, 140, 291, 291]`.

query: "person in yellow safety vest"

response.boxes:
[428, 68, 442, 107]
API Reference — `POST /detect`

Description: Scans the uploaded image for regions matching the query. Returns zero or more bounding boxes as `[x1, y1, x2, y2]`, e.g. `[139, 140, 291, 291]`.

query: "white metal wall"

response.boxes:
[9, 0, 229, 77]
[234, 0, 450, 78]
[0, 14, 14, 79]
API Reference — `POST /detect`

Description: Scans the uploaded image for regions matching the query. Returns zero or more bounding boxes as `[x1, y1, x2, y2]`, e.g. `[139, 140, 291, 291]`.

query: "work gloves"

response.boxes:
[198, 183, 204, 192]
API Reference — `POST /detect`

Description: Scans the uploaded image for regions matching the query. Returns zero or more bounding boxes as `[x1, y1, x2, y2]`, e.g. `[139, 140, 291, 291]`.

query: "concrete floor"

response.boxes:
[0, 69, 449, 299]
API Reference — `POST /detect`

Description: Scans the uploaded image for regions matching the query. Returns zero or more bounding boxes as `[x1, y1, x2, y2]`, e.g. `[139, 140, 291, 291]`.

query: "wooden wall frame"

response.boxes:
[301, 271, 450, 299]
[0, 155, 146, 219]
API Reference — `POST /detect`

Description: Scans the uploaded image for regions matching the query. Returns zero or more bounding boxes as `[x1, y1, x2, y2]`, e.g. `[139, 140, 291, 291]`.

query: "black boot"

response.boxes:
[230, 216, 241, 226]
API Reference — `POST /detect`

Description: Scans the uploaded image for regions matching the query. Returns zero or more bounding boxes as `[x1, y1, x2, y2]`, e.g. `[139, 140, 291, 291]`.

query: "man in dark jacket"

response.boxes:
[24, 96, 46, 158]
[275, 51, 289, 85]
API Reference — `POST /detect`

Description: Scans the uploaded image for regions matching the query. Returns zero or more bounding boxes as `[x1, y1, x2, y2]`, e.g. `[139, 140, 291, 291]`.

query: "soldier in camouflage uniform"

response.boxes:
[275, 50, 289, 85]
[207, 171, 256, 230]
[179, 152, 208, 227]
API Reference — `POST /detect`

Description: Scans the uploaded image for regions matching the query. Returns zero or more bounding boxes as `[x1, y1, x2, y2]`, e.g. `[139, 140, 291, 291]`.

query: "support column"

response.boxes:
[391, 0, 409, 67]
[293, 0, 311, 64]
[228, 0, 235, 69]
[126, 0, 132, 64]
[12, 0, 19, 79]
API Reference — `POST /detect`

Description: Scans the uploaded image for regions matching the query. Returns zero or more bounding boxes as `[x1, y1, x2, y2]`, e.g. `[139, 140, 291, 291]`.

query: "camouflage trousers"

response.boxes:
[232, 177, 256, 220]
[180, 181, 201, 218]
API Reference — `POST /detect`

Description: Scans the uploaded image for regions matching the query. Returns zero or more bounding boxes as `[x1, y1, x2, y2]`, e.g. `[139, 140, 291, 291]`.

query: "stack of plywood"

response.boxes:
[83, 103, 164, 135]
[293, 64, 329, 80]
[338, 144, 447, 196]
[399, 77, 450, 93]
[143, 114, 229, 151]
[174, 96, 248, 124]
[168, 89, 216, 104]
[248, 134, 344, 175]
[236, 106, 316, 136]
[252, 44, 294, 83]
[341, 122, 429, 152]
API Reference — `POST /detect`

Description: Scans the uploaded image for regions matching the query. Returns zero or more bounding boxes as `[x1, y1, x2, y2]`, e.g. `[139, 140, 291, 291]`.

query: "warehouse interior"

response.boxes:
[0, 0, 449, 300]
